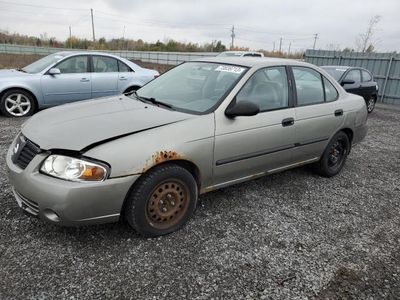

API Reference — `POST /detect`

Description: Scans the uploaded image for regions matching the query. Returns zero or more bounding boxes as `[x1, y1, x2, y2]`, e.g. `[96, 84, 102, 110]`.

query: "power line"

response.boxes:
[0, 0, 87, 11]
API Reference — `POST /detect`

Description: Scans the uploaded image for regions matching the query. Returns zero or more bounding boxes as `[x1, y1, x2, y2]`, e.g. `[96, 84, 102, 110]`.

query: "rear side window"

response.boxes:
[236, 66, 288, 111]
[345, 69, 361, 83]
[118, 61, 132, 72]
[362, 70, 372, 82]
[56, 56, 88, 74]
[292, 67, 324, 105]
[92, 56, 118, 73]
[323, 77, 339, 102]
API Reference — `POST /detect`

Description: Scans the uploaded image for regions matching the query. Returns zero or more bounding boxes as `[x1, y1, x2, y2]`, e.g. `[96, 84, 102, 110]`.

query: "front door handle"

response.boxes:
[334, 109, 343, 117]
[282, 117, 295, 127]
[80, 78, 90, 82]
[119, 76, 127, 80]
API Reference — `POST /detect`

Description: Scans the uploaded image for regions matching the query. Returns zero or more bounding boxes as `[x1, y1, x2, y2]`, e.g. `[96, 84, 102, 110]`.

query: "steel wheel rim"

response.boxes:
[328, 138, 346, 168]
[367, 98, 375, 112]
[146, 179, 190, 230]
[5, 93, 31, 117]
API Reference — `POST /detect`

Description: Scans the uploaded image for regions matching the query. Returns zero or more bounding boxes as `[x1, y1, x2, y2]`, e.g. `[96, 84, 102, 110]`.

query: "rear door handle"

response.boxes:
[80, 78, 90, 82]
[119, 76, 127, 80]
[334, 109, 343, 117]
[282, 117, 294, 127]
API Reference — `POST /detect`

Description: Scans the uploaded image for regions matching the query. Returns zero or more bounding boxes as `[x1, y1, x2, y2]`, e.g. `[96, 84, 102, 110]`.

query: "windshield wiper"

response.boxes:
[15, 68, 27, 73]
[137, 94, 174, 110]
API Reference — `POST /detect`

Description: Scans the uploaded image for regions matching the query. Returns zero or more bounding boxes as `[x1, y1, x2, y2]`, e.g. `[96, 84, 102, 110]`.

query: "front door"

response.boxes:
[41, 55, 91, 104]
[342, 69, 362, 96]
[213, 66, 296, 186]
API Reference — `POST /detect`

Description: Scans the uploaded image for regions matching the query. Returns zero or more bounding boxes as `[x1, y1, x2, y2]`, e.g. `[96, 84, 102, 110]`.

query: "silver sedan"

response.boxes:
[0, 51, 159, 117]
[6, 57, 368, 237]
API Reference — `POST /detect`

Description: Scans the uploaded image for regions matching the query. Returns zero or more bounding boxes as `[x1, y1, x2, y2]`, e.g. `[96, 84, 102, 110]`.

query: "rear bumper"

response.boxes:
[6, 142, 139, 226]
[353, 123, 368, 145]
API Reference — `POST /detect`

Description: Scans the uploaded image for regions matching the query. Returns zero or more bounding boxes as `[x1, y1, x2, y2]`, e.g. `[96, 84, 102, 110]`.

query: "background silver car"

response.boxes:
[0, 51, 159, 117]
[7, 57, 368, 237]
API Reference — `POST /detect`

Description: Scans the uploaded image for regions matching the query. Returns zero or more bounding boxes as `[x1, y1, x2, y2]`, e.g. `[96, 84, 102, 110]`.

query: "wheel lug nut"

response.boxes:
[162, 207, 167, 212]
[167, 193, 172, 199]
[160, 200, 164, 204]
[170, 201, 175, 206]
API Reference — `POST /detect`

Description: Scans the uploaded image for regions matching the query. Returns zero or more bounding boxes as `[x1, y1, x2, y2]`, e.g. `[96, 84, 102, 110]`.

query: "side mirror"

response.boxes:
[225, 101, 260, 118]
[48, 68, 61, 75]
[341, 78, 355, 86]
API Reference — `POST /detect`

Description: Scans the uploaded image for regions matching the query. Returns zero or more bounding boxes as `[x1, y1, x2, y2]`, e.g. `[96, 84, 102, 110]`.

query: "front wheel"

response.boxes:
[124, 164, 198, 237]
[0, 89, 36, 117]
[366, 96, 376, 113]
[314, 131, 350, 177]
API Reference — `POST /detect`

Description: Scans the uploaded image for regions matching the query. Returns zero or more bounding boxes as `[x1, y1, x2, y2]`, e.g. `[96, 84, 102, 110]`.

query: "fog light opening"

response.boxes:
[43, 209, 61, 223]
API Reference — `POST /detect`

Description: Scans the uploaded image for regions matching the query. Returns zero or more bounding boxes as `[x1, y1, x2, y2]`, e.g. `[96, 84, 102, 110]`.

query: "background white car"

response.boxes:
[217, 51, 264, 57]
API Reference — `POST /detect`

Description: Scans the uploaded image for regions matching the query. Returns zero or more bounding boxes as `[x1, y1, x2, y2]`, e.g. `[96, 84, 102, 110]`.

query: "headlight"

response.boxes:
[40, 155, 108, 182]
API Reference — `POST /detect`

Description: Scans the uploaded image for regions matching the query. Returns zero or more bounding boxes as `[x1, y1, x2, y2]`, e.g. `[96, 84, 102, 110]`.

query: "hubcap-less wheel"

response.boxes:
[328, 139, 347, 168]
[367, 97, 375, 113]
[146, 179, 190, 230]
[5, 93, 31, 117]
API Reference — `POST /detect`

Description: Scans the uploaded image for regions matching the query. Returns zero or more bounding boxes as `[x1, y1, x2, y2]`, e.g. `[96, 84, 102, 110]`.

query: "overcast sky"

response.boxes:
[0, 0, 399, 52]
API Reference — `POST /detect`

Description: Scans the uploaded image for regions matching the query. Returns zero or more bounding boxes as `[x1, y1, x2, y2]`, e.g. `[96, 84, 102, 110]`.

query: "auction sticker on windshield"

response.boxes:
[215, 65, 246, 74]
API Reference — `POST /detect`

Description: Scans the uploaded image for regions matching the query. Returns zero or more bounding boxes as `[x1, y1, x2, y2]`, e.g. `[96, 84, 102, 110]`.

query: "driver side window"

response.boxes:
[56, 56, 88, 74]
[236, 66, 289, 112]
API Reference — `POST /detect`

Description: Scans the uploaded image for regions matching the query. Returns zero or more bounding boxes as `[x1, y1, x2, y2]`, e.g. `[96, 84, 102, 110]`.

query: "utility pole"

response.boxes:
[313, 33, 319, 50]
[91, 8, 96, 42]
[279, 37, 282, 52]
[288, 42, 291, 55]
[69, 26, 72, 48]
[230, 25, 235, 50]
[273, 41, 275, 52]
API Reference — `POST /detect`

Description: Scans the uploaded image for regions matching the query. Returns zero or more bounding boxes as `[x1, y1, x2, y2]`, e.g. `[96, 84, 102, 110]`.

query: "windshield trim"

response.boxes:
[135, 61, 250, 116]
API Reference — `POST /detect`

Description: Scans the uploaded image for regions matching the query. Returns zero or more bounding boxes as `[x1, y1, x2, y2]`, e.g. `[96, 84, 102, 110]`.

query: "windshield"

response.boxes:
[136, 62, 248, 114]
[22, 53, 67, 73]
[321, 67, 347, 81]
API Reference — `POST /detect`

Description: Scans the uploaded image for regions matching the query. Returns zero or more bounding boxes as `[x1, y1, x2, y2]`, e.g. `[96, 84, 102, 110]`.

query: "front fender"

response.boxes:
[83, 114, 215, 189]
[0, 78, 44, 105]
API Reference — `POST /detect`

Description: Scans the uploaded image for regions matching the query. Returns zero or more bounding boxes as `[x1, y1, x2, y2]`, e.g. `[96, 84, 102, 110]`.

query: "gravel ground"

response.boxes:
[0, 107, 399, 299]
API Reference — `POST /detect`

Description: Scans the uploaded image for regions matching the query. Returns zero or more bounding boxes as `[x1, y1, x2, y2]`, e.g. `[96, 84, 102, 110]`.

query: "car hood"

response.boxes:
[22, 95, 193, 151]
[0, 69, 33, 78]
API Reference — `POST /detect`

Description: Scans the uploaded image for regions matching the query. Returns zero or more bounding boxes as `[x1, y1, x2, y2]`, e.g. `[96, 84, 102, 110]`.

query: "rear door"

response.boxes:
[41, 55, 91, 104]
[90, 55, 119, 98]
[117, 60, 135, 92]
[213, 66, 297, 185]
[291, 66, 344, 162]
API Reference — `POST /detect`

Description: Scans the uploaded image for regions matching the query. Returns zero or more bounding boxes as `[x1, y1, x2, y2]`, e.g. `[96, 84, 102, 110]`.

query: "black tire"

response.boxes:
[366, 96, 376, 113]
[0, 89, 36, 117]
[315, 131, 350, 177]
[124, 164, 198, 237]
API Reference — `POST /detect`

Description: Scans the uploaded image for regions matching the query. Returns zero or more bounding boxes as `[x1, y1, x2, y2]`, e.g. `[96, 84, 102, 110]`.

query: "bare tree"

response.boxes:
[356, 15, 381, 53]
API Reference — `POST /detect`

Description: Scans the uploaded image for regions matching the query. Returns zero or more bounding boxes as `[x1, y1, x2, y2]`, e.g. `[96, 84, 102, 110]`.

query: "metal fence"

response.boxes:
[0, 43, 217, 65]
[305, 49, 400, 105]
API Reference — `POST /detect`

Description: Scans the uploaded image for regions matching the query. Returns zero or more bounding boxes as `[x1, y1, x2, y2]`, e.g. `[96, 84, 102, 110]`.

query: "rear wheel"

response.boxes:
[366, 96, 376, 113]
[315, 131, 350, 177]
[0, 89, 36, 117]
[124, 164, 198, 237]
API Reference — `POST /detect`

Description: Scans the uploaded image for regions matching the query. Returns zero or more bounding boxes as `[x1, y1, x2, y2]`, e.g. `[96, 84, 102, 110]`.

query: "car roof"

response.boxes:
[194, 56, 310, 68]
[54, 51, 122, 59]
[321, 65, 351, 69]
